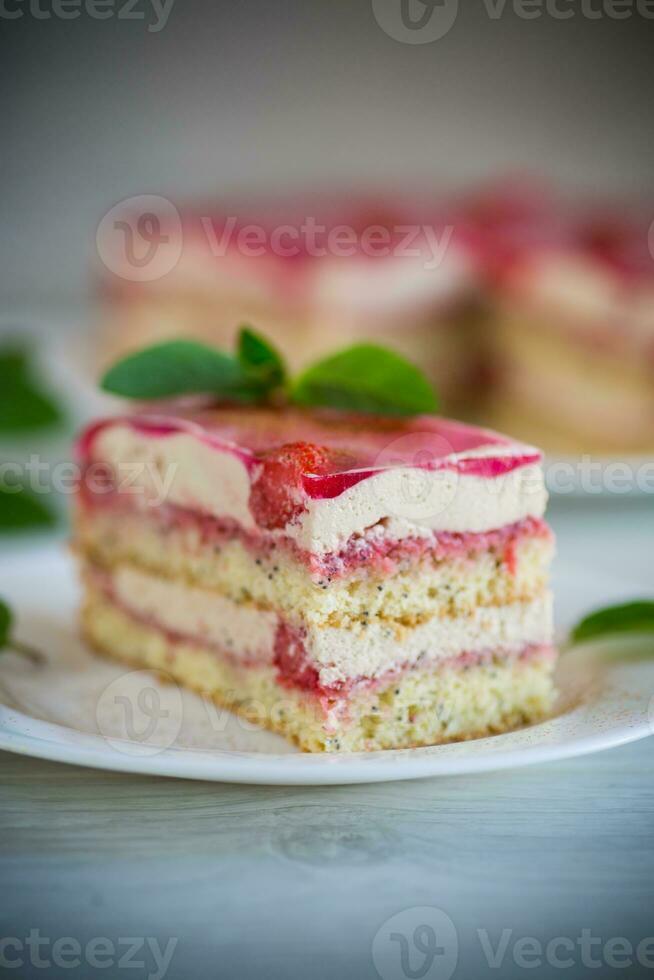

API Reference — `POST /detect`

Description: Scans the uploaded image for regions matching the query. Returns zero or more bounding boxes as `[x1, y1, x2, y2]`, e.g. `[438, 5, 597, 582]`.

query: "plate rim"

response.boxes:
[1, 691, 651, 785]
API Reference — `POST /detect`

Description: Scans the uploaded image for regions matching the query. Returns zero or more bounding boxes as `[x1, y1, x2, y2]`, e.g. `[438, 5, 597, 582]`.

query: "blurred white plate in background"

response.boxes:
[545, 453, 654, 500]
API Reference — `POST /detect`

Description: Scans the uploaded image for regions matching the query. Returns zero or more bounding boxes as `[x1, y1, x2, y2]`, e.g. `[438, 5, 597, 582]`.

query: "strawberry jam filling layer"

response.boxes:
[78, 486, 551, 582]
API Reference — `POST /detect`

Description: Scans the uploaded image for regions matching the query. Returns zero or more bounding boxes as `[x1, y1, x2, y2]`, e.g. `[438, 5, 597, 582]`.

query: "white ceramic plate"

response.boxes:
[0, 544, 652, 785]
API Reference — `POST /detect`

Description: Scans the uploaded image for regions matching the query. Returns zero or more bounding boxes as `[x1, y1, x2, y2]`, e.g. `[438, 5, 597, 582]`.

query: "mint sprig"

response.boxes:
[101, 327, 438, 416]
[0, 597, 44, 665]
[571, 601, 654, 644]
[238, 327, 286, 390]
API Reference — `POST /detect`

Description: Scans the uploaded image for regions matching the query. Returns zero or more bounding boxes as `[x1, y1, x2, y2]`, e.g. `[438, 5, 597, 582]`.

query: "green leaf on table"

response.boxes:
[0, 595, 44, 664]
[0, 348, 62, 433]
[237, 326, 286, 389]
[291, 344, 439, 416]
[0, 481, 56, 532]
[101, 339, 260, 402]
[0, 380, 62, 432]
[571, 601, 654, 644]
[0, 349, 28, 378]
[0, 598, 12, 648]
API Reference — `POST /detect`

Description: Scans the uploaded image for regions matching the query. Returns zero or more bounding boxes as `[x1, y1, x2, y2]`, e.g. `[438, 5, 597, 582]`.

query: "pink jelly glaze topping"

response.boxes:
[77, 406, 540, 526]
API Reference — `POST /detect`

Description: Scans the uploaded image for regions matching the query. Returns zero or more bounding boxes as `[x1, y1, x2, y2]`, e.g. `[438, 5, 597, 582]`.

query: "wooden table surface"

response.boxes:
[2, 497, 654, 980]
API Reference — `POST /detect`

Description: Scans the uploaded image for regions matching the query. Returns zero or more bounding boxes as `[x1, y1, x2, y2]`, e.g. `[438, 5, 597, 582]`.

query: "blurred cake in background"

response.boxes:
[99, 195, 481, 414]
[97, 183, 654, 455]
[480, 197, 654, 454]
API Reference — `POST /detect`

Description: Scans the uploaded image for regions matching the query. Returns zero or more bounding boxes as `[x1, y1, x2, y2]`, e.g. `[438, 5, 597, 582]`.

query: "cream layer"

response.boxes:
[91, 562, 553, 689]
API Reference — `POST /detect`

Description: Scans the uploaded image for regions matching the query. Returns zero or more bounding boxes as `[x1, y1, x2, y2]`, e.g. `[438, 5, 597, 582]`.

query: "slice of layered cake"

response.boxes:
[478, 194, 654, 454]
[74, 404, 555, 752]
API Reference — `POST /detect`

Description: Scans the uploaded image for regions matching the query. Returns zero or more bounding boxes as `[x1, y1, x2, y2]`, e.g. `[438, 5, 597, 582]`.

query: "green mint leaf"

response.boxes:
[0, 348, 63, 433]
[238, 326, 286, 389]
[0, 481, 56, 532]
[101, 340, 260, 402]
[0, 598, 12, 648]
[571, 601, 654, 644]
[291, 344, 438, 416]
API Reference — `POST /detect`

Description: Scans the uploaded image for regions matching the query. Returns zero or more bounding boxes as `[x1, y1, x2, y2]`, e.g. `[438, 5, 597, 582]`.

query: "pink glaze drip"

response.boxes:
[76, 413, 257, 470]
